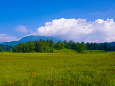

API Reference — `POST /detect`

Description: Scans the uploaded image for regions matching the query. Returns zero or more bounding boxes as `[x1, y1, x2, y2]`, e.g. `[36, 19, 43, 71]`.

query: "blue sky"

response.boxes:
[0, 0, 115, 42]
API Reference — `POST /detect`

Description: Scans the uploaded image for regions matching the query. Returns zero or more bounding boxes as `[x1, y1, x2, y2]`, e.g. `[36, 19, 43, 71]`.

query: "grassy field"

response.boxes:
[0, 51, 115, 86]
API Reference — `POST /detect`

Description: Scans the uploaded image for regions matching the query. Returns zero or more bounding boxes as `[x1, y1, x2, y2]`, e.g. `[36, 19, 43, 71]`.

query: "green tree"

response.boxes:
[34, 41, 39, 52]
[55, 41, 65, 50]
[76, 43, 87, 53]
[0, 47, 2, 52]
[103, 42, 108, 51]
[25, 41, 35, 52]
[49, 39, 54, 48]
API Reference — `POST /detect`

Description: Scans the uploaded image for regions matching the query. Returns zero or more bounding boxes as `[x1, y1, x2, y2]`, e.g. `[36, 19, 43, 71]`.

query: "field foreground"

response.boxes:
[0, 52, 115, 86]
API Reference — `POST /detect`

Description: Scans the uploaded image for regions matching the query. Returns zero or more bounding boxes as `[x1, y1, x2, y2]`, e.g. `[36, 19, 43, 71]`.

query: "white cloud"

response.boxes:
[16, 25, 28, 33]
[0, 34, 19, 43]
[33, 18, 115, 42]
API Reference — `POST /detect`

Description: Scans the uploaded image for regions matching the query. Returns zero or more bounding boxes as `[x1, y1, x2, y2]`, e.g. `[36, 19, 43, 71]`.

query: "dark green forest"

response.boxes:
[0, 45, 13, 52]
[1, 39, 115, 53]
[13, 39, 115, 53]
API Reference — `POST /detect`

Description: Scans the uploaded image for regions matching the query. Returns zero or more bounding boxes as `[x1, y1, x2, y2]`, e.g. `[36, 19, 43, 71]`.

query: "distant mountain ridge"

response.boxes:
[0, 36, 60, 46]
[0, 36, 115, 46]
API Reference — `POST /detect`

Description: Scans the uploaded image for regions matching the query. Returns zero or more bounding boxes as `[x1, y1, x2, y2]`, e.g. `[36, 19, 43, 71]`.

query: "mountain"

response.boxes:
[1, 35, 115, 46]
[19, 36, 59, 43]
[0, 41, 19, 46]
[0, 36, 60, 46]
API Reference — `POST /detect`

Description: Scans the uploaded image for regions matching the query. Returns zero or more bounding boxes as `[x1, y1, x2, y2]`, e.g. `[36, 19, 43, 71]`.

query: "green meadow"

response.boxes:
[0, 51, 115, 86]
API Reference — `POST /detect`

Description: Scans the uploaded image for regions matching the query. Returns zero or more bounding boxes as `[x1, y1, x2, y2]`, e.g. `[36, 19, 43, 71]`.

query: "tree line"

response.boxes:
[0, 45, 13, 52]
[0, 39, 115, 53]
[13, 39, 115, 53]
[13, 39, 87, 53]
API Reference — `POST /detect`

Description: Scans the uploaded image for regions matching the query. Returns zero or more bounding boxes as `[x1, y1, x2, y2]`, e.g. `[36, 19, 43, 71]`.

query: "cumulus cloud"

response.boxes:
[16, 25, 28, 33]
[33, 18, 115, 42]
[0, 34, 19, 43]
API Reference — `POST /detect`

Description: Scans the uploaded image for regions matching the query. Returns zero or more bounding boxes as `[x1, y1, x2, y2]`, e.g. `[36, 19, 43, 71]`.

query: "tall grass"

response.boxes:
[0, 52, 114, 86]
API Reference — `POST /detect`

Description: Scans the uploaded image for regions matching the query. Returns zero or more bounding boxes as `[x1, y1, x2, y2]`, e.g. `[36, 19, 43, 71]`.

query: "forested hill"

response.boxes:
[0, 36, 115, 52]
[0, 40, 115, 52]
[0, 36, 60, 46]
[1, 35, 115, 47]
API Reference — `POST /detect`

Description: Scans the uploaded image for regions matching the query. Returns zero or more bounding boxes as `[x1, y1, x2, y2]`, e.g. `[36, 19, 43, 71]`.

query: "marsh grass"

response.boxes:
[0, 52, 114, 86]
